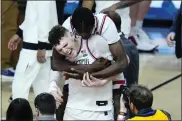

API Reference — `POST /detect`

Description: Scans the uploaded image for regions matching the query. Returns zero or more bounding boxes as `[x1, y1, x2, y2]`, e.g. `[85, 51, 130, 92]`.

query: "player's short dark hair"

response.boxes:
[71, 7, 95, 34]
[48, 25, 68, 46]
[6, 98, 33, 121]
[34, 93, 56, 115]
[103, 11, 121, 31]
[129, 84, 153, 111]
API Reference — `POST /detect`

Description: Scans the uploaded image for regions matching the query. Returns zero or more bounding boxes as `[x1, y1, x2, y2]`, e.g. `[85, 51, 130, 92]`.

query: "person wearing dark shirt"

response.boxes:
[166, 2, 181, 59]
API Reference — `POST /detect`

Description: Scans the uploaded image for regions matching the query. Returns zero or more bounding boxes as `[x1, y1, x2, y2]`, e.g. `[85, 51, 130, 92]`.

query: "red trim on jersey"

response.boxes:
[70, 16, 74, 32]
[99, 15, 108, 34]
[113, 80, 126, 85]
[93, 16, 98, 34]
[86, 39, 97, 60]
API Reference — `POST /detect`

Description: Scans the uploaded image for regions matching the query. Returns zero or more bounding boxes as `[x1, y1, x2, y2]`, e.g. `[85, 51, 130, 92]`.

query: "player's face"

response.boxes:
[55, 32, 77, 58]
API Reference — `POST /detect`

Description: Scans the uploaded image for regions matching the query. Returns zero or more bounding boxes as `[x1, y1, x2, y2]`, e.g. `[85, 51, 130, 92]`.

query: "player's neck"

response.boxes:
[74, 39, 81, 53]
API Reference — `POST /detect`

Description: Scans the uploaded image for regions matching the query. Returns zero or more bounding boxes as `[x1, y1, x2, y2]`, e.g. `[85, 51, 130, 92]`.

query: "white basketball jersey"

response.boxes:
[88, 35, 126, 90]
[65, 14, 126, 111]
[66, 37, 113, 111]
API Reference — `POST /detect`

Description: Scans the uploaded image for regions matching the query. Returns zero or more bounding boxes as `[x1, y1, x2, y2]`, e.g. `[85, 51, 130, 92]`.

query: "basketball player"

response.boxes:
[49, 8, 129, 120]
[48, 25, 128, 120]
[51, 8, 128, 78]
[8, 1, 59, 100]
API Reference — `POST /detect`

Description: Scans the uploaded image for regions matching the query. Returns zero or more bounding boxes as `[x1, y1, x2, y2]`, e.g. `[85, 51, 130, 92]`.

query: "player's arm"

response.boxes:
[49, 70, 63, 105]
[49, 70, 62, 92]
[91, 16, 128, 78]
[52, 48, 108, 73]
[82, 0, 94, 10]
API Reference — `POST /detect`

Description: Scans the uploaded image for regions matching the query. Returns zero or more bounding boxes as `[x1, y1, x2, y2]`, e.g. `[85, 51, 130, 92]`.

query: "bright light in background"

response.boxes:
[172, 1, 181, 8]
[150, 1, 163, 8]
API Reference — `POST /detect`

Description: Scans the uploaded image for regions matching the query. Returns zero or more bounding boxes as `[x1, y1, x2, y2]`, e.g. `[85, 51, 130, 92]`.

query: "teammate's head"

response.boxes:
[128, 84, 153, 114]
[48, 25, 78, 58]
[71, 7, 95, 39]
[103, 11, 121, 32]
[6, 98, 33, 121]
[34, 93, 56, 117]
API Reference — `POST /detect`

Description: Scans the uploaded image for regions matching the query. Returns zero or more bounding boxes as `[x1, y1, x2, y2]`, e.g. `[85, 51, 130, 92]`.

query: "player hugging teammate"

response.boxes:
[49, 7, 130, 120]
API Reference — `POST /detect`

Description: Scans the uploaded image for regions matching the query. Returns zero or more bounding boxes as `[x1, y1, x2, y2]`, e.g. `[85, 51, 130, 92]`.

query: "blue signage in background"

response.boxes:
[64, 0, 79, 15]
[145, 1, 180, 20]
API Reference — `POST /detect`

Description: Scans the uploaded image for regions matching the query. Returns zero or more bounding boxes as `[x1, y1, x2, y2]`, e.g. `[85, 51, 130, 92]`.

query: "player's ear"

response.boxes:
[35, 108, 40, 120]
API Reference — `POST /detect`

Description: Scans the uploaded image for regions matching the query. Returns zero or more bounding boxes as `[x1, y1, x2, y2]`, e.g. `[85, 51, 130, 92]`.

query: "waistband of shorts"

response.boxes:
[22, 42, 52, 50]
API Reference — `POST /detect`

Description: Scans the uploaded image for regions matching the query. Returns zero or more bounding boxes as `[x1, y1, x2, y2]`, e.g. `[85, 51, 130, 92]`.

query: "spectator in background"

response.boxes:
[9, 1, 60, 101]
[127, 84, 171, 120]
[1, 1, 21, 79]
[6, 98, 33, 121]
[166, 2, 181, 59]
[129, 1, 159, 52]
[34, 93, 56, 121]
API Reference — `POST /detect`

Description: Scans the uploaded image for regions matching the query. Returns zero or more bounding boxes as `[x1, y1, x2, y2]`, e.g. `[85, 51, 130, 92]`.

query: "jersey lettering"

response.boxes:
[76, 59, 90, 64]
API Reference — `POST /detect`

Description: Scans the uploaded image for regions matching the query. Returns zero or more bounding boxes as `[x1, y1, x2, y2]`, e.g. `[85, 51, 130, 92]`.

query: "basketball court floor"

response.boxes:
[1, 27, 181, 120]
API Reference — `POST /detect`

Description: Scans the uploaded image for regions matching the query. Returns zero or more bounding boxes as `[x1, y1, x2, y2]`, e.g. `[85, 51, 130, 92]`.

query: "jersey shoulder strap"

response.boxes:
[70, 16, 74, 32]
[95, 14, 108, 35]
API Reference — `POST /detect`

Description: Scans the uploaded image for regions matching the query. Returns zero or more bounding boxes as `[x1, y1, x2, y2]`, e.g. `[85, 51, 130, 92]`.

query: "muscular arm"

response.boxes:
[52, 49, 107, 73]
[91, 41, 128, 78]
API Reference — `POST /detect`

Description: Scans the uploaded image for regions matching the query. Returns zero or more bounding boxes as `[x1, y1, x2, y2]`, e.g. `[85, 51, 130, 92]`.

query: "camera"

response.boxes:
[120, 85, 130, 109]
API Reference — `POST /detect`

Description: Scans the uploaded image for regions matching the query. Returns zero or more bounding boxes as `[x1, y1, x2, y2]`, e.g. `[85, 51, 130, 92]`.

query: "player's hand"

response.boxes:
[166, 32, 175, 47]
[8, 34, 21, 51]
[91, 58, 112, 72]
[37, 49, 46, 63]
[50, 85, 63, 106]
[82, 72, 109, 87]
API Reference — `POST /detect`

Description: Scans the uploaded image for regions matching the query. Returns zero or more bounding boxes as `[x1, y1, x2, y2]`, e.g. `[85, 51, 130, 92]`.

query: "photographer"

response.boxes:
[126, 84, 171, 120]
